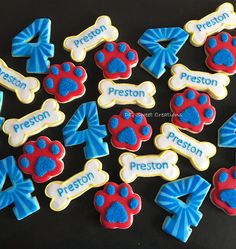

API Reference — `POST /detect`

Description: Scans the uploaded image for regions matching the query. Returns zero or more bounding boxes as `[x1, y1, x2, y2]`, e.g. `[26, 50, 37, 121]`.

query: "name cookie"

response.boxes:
[45, 159, 109, 211]
[97, 79, 156, 109]
[0, 59, 40, 104]
[64, 16, 119, 62]
[154, 123, 216, 171]
[185, 2, 236, 46]
[168, 64, 230, 100]
[3, 99, 65, 147]
[119, 151, 180, 183]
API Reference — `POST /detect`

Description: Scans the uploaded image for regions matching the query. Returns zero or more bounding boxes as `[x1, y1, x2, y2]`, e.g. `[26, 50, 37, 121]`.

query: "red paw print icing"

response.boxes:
[94, 182, 142, 229]
[211, 166, 236, 216]
[205, 32, 236, 75]
[108, 109, 152, 151]
[18, 136, 65, 183]
[43, 62, 87, 103]
[170, 88, 216, 133]
[95, 42, 138, 80]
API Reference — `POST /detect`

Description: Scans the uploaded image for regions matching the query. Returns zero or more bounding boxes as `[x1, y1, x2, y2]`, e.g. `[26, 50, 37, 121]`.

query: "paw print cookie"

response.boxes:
[18, 136, 65, 183]
[211, 166, 236, 216]
[43, 62, 87, 103]
[205, 32, 236, 75]
[170, 88, 216, 133]
[108, 109, 152, 151]
[95, 42, 138, 80]
[94, 182, 141, 229]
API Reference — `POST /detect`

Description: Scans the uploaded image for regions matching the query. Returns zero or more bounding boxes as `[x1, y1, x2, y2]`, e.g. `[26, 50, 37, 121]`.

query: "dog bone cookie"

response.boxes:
[3, 99, 65, 147]
[64, 16, 119, 62]
[154, 123, 216, 171]
[98, 79, 156, 109]
[45, 159, 109, 211]
[119, 151, 180, 183]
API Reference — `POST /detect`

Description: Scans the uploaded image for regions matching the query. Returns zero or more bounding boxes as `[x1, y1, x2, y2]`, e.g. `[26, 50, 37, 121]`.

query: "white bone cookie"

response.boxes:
[154, 123, 216, 171]
[0, 59, 40, 104]
[64, 16, 119, 62]
[3, 99, 65, 147]
[98, 79, 156, 109]
[168, 64, 230, 100]
[119, 151, 179, 183]
[45, 159, 109, 211]
[185, 2, 236, 46]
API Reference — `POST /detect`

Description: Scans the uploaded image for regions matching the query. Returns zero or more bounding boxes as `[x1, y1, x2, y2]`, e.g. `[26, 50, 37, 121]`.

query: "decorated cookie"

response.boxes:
[205, 32, 236, 75]
[3, 99, 65, 147]
[64, 16, 119, 62]
[45, 159, 109, 211]
[18, 136, 65, 183]
[138, 27, 189, 79]
[12, 18, 54, 74]
[95, 42, 138, 80]
[168, 64, 230, 100]
[43, 62, 87, 103]
[108, 109, 152, 151]
[218, 113, 236, 148]
[0, 156, 40, 220]
[211, 166, 236, 215]
[0, 91, 5, 128]
[97, 79, 156, 109]
[0, 59, 40, 104]
[119, 151, 179, 183]
[170, 88, 216, 133]
[155, 175, 211, 242]
[63, 101, 109, 159]
[94, 182, 141, 229]
[185, 2, 236, 47]
[154, 123, 216, 171]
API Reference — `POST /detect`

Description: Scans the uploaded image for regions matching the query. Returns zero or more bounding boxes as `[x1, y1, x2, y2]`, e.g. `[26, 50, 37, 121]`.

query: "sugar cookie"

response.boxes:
[45, 159, 109, 211]
[119, 151, 179, 183]
[154, 123, 216, 171]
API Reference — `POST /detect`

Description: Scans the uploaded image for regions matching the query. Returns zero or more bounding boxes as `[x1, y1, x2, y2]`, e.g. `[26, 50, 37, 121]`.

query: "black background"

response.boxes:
[0, 0, 235, 248]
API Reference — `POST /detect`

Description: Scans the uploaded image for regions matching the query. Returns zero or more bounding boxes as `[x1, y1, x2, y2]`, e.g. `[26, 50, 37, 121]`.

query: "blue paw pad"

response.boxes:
[96, 51, 105, 63]
[107, 58, 127, 74]
[59, 78, 78, 96]
[35, 156, 56, 177]
[50, 66, 59, 75]
[110, 117, 119, 129]
[118, 127, 137, 145]
[213, 49, 235, 67]
[219, 172, 228, 182]
[180, 106, 201, 126]
[122, 110, 131, 120]
[45, 78, 54, 89]
[105, 201, 128, 223]
[220, 189, 236, 208]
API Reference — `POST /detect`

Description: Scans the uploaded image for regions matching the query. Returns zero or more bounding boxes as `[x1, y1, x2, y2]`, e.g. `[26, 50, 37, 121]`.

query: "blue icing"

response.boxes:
[110, 117, 119, 129]
[138, 27, 189, 79]
[25, 144, 34, 154]
[51, 144, 60, 155]
[134, 115, 143, 125]
[127, 51, 135, 61]
[120, 187, 129, 198]
[75, 68, 83, 77]
[234, 171, 236, 179]
[62, 63, 71, 72]
[46, 78, 54, 89]
[118, 127, 137, 145]
[155, 175, 211, 243]
[129, 198, 139, 210]
[198, 95, 207, 105]
[107, 58, 127, 74]
[37, 138, 46, 149]
[208, 38, 217, 48]
[107, 184, 115, 195]
[186, 90, 195, 100]
[175, 96, 184, 107]
[95, 195, 104, 207]
[204, 108, 214, 119]
[12, 18, 54, 74]
[213, 49, 234, 67]
[51, 66, 59, 75]
[35, 156, 56, 177]
[221, 33, 229, 43]
[59, 78, 78, 97]
[142, 126, 151, 136]
[233, 38, 236, 47]
[118, 43, 126, 52]
[179, 106, 201, 126]
[106, 43, 114, 52]
[122, 110, 131, 120]
[220, 189, 236, 208]
[96, 51, 105, 63]
[20, 157, 29, 168]
[105, 202, 128, 223]
[218, 172, 228, 183]
[0, 156, 40, 220]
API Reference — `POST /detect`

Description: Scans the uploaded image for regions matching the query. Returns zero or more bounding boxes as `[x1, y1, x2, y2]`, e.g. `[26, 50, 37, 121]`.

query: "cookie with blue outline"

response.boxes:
[108, 109, 152, 151]
[95, 42, 138, 80]
[170, 88, 216, 133]
[94, 182, 141, 229]
[211, 166, 236, 216]
[205, 32, 236, 75]
[43, 62, 87, 103]
[18, 136, 65, 183]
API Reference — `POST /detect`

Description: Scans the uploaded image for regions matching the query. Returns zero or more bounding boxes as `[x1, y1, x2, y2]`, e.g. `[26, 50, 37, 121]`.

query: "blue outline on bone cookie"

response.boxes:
[138, 27, 189, 79]
[218, 113, 236, 148]
[0, 156, 40, 220]
[63, 101, 109, 159]
[12, 18, 54, 74]
[155, 174, 211, 243]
